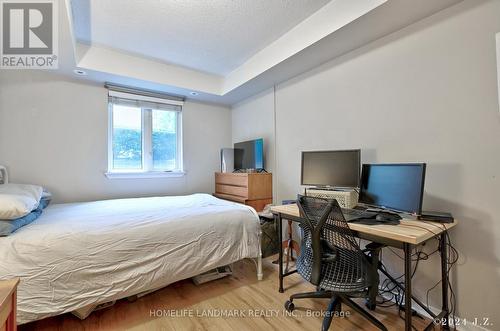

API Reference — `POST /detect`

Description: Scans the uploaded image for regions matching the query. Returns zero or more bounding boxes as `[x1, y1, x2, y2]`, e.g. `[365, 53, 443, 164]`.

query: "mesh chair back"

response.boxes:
[296, 195, 371, 293]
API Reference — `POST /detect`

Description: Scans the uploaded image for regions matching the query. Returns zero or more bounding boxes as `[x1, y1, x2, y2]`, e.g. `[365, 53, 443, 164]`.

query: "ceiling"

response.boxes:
[60, 0, 465, 105]
[71, 0, 331, 76]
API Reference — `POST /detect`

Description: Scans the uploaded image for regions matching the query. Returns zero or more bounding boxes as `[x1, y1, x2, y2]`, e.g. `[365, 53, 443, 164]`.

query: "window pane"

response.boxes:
[112, 105, 142, 170]
[152, 110, 177, 170]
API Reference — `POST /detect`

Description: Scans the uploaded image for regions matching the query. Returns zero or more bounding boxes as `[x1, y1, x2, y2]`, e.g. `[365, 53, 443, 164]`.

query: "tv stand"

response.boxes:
[214, 172, 272, 212]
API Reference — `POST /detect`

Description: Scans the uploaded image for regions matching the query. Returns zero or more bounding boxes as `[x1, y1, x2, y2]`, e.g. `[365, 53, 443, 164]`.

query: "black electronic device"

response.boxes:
[359, 163, 426, 215]
[233, 138, 264, 171]
[301, 149, 360, 189]
[419, 211, 454, 223]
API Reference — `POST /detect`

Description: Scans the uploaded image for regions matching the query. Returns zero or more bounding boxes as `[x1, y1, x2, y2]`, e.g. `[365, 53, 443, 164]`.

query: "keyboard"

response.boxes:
[341, 208, 377, 221]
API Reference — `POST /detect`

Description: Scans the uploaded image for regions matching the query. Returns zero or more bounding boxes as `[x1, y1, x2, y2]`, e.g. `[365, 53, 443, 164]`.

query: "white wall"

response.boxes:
[0, 71, 231, 203]
[231, 88, 277, 199]
[231, 0, 500, 328]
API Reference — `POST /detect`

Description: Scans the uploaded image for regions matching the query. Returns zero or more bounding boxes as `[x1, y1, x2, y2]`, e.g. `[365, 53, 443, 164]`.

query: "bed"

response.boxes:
[0, 193, 262, 324]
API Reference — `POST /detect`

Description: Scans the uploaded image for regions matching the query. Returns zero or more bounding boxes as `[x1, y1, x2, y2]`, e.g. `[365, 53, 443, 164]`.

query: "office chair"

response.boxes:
[284, 195, 386, 331]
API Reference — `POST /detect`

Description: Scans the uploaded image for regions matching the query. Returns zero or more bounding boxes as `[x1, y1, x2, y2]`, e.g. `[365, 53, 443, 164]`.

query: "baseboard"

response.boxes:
[458, 323, 493, 331]
[378, 290, 492, 331]
[410, 304, 492, 331]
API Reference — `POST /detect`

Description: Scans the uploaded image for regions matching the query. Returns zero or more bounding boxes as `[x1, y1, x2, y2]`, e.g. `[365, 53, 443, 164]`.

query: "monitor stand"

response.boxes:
[365, 207, 400, 215]
[309, 186, 356, 192]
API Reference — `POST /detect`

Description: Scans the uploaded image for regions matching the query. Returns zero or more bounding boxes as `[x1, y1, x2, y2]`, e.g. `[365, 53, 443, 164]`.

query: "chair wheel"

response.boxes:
[284, 300, 295, 312]
[365, 301, 376, 311]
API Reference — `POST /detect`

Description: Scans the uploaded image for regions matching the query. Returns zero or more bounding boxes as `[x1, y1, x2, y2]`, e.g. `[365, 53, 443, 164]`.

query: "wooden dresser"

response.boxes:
[214, 172, 272, 212]
[0, 278, 19, 331]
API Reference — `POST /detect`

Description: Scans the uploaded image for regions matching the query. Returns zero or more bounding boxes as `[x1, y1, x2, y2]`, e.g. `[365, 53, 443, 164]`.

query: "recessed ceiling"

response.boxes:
[61, 0, 465, 105]
[71, 0, 331, 75]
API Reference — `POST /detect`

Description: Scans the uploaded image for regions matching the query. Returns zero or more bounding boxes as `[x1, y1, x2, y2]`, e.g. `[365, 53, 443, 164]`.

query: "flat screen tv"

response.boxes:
[234, 139, 264, 171]
[301, 149, 361, 188]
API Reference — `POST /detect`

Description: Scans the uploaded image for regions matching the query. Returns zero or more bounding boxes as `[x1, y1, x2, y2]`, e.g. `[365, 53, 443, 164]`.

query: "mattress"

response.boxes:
[0, 193, 260, 324]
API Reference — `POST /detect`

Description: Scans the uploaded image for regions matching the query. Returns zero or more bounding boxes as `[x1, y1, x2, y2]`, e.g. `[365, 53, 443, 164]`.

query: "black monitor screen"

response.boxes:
[234, 139, 264, 170]
[359, 164, 426, 214]
[301, 150, 360, 188]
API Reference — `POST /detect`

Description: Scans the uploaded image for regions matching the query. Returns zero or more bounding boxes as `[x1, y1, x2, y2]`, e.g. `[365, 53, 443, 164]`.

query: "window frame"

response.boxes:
[105, 92, 184, 179]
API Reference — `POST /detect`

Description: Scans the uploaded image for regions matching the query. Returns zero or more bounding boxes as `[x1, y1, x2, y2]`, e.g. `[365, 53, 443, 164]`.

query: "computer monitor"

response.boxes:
[359, 163, 426, 215]
[301, 150, 360, 188]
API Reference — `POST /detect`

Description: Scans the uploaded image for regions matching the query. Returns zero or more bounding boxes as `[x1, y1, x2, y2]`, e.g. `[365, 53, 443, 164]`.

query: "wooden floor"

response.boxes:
[20, 257, 429, 331]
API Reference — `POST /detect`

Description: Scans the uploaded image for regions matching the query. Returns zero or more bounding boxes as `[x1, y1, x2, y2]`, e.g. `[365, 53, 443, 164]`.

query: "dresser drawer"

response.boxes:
[216, 184, 248, 198]
[214, 172, 272, 212]
[213, 193, 246, 204]
[215, 173, 248, 187]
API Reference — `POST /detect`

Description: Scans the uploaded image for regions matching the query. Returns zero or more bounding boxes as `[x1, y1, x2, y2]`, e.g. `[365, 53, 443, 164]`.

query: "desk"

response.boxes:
[271, 204, 457, 331]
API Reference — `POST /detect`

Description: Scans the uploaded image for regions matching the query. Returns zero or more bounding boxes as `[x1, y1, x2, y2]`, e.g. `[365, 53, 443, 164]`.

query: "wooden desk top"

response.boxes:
[271, 204, 457, 245]
[0, 278, 19, 308]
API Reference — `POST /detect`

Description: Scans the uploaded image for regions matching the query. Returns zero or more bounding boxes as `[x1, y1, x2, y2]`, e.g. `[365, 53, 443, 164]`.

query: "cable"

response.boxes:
[399, 223, 441, 237]
[377, 246, 423, 330]
[376, 238, 442, 330]
[417, 221, 459, 330]
[373, 220, 459, 330]
[445, 230, 459, 330]
[387, 245, 439, 262]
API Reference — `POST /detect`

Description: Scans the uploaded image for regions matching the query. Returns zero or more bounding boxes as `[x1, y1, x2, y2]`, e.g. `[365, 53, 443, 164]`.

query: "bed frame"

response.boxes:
[254, 233, 263, 280]
[1, 164, 263, 323]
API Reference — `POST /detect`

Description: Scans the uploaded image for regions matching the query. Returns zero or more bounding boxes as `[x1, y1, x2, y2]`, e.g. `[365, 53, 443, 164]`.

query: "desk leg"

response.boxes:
[404, 243, 412, 331]
[440, 233, 450, 330]
[277, 213, 284, 293]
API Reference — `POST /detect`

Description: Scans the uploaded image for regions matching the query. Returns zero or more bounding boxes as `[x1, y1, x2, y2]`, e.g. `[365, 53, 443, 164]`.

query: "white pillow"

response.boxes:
[0, 184, 43, 220]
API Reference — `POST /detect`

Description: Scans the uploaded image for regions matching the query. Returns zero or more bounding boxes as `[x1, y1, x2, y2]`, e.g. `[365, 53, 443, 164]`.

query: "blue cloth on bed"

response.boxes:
[0, 197, 50, 236]
[0, 208, 42, 236]
[38, 197, 51, 210]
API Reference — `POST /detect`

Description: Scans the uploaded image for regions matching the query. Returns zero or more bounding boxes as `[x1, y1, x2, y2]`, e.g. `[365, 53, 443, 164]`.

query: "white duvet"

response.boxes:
[0, 193, 260, 324]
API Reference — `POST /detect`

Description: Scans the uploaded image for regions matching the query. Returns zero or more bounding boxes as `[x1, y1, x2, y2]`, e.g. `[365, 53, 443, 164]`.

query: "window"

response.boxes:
[106, 88, 184, 178]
